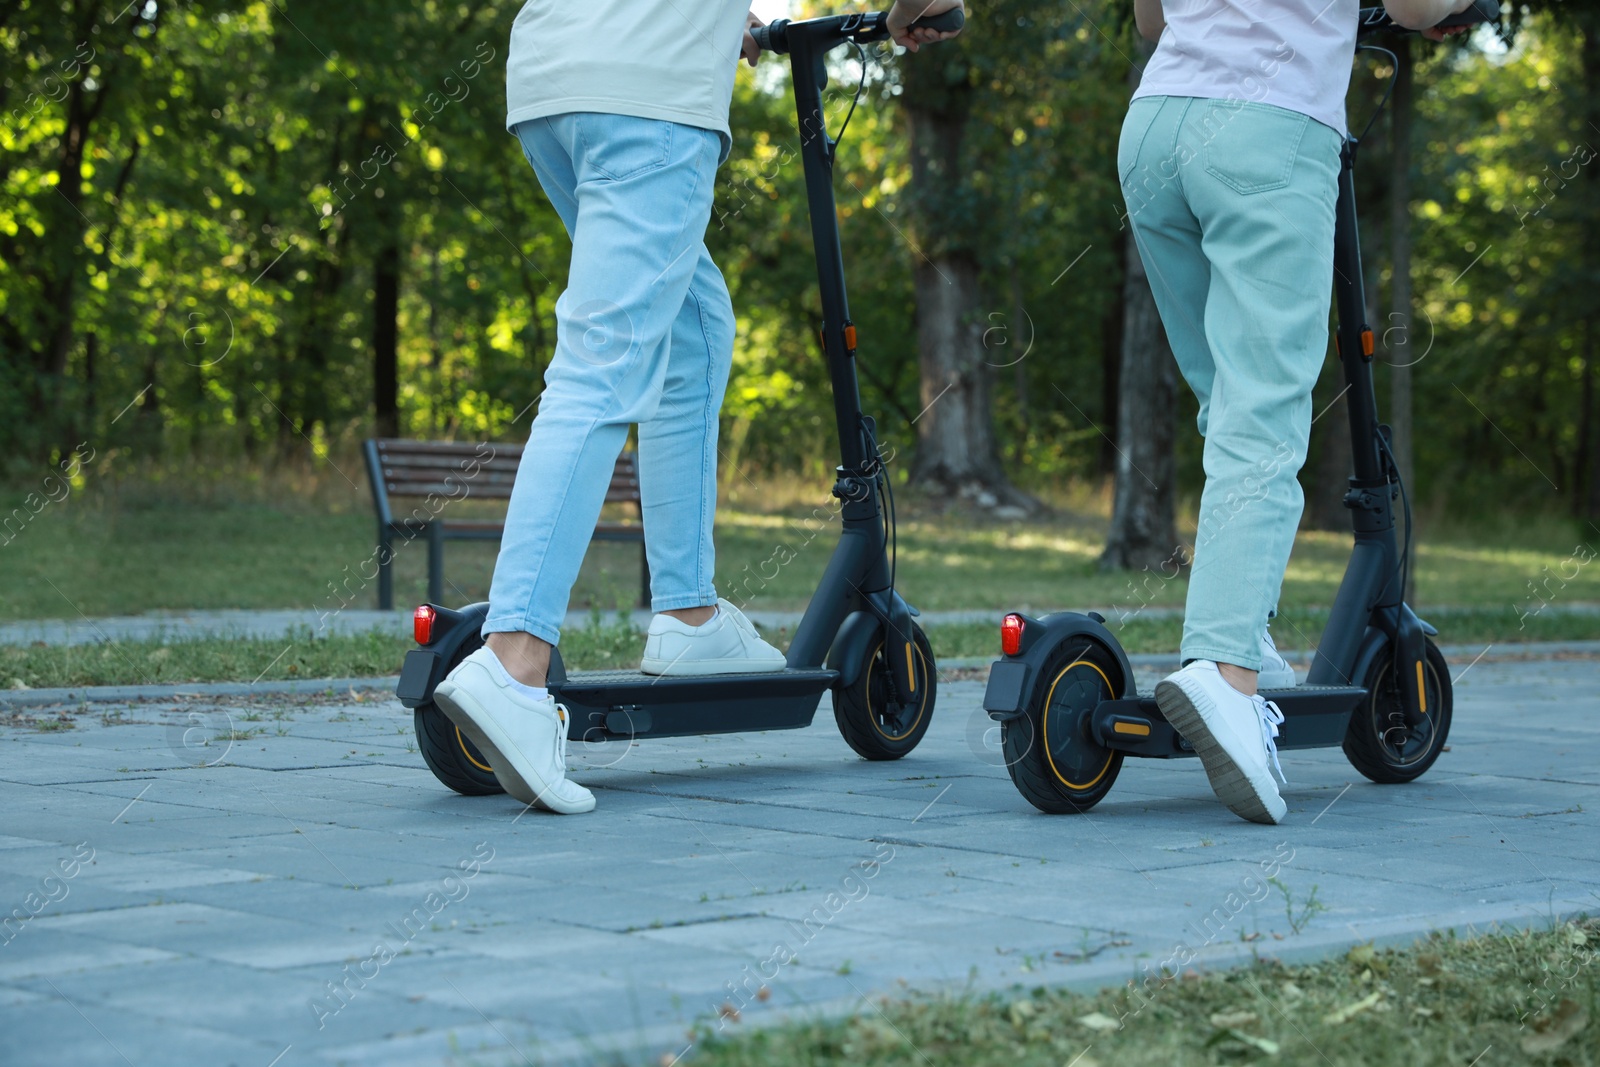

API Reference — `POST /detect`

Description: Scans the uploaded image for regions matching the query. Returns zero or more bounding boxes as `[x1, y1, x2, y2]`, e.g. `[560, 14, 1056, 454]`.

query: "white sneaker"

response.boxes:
[433, 648, 595, 814]
[640, 599, 787, 676]
[1155, 660, 1287, 825]
[1258, 629, 1296, 689]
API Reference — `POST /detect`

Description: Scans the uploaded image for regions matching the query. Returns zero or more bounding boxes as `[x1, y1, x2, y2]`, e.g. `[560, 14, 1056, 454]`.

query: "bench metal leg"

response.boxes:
[427, 522, 445, 606]
[378, 528, 394, 611]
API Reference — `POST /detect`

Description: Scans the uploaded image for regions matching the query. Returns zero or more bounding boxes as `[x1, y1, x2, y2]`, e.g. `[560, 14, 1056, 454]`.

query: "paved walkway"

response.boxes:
[1, 656, 1595, 1066]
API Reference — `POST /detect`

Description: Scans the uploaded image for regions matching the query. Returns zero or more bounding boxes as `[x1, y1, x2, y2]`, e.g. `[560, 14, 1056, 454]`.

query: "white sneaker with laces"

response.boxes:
[1258, 629, 1296, 689]
[433, 648, 595, 814]
[1155, 660, 1288, 825]
[640, 599, 787, 676]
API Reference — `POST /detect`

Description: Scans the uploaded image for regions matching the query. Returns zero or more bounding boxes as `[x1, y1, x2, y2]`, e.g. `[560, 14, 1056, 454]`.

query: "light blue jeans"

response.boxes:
[1118, 96, 1341, 670]
[484, 113, 733, 645]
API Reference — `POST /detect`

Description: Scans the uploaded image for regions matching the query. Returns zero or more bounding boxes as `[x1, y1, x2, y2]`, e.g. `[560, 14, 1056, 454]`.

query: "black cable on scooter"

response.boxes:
[1376, 429, 1413, 602]
[832, 40, 870, 156]
[858, 416, 898, 599]
[1354, 44, 1401, 143]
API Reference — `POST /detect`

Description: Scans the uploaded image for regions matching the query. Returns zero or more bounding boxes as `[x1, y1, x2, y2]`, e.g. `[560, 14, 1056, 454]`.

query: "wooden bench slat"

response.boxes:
[364, 438, 648, 610]
[374, 440, 524, 459]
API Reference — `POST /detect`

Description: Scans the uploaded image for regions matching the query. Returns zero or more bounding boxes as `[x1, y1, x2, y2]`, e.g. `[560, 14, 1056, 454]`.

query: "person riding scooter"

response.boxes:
[433, 0, 965, 816]
[1123, 0, 1476, 823]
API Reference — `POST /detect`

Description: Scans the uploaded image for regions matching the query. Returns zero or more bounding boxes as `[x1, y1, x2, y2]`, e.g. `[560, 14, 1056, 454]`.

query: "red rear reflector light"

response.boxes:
[1001, 614, 1025, 656]
[413, 605, 436, 645]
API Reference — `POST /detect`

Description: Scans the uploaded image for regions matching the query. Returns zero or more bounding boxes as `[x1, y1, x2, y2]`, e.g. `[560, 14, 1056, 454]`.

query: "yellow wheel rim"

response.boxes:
[862, 639, 931, 742]
[1041, 659, 1115, 791]
[455, 725, 495, 773]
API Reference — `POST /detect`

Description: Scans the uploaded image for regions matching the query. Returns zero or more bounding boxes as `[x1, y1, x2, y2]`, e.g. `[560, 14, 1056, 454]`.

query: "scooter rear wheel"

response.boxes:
[1001, 637, 1124, 813]
[1343, 636, 1452, 783]
[414, 632, 504, 796]
[832, 623, 937, 760]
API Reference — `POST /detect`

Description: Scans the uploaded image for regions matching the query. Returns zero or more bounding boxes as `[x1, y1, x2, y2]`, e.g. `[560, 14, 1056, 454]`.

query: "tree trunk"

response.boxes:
[1101, 40, 1177, 570]
[901, 64, 1039, 515]
[374, 237, 401, 439]
[1581, 16, 1600, 520]
[1305, 379, 1354, 530]
[909, 251, 1027, 509]
[1100, 225, 1179, 570]
[1008, 260, 1029, 436]
[1099, 249, 1126, 479]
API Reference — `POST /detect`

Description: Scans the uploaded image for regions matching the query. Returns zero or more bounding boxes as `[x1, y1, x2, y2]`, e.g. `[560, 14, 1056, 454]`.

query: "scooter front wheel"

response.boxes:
[1343, 636, 1452, 783]
[1001, 637, 1124, 813]
[414, 632, 504, 796]
[832, 623, 937, 760]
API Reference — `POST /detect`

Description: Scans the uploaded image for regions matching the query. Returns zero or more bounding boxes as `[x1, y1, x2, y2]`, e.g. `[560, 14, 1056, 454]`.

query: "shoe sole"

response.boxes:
[433, 678, 595, 815]
[1155, 679, 1286, 825]
[639, 656, 788, 677]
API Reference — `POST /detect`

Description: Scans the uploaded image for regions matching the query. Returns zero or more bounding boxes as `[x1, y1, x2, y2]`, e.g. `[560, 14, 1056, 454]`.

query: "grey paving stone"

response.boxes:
[0, 658, 1595, 1066]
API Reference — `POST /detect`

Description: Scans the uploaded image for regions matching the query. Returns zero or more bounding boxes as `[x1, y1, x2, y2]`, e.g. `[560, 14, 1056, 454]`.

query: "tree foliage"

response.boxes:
[0, 0, 1592, 521]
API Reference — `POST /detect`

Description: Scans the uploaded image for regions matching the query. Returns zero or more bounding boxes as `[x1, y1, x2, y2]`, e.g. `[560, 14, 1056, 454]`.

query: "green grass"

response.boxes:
[7, 605, 1598, 690]
[0, 617, 644, 690]
[3, 463, 1596, 622]
[690, 919, 1598, 1067]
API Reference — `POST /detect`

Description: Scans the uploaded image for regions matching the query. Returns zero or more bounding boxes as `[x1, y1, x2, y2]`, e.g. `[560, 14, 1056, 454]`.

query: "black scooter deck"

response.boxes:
[554, 667, 838, 742]
[1092, 685, 1367, 759]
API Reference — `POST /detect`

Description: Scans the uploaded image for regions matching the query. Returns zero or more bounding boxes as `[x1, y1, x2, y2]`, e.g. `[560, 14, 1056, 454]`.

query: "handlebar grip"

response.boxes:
[1434, 0, 1498, 29]
[751, 18, 787, 55]
[908, 8, 966, 35]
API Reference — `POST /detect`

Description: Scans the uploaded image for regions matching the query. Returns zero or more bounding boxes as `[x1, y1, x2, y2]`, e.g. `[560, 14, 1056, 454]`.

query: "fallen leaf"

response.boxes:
[1206, 1028, 1280, 1056]
[1210, 1010, 1260, 1029]
[1323, 990, 1383, 1024]
[1522, 1000, 1587, 1054]
[1347, 943, 1376, 967]
[1078, 1011, 1122, 1033]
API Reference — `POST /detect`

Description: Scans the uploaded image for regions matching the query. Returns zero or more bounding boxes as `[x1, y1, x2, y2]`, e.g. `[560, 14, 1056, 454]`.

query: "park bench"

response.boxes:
[361, 438, 648, 611]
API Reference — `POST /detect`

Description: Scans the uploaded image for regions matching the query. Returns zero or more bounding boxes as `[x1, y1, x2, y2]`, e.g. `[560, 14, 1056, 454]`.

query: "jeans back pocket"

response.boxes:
[1201, 102, 1308, 196]
[576, 114, 675, 182]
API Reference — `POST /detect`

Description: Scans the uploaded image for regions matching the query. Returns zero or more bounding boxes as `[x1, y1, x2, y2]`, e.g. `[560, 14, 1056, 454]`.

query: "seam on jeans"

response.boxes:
[1118, 97, 1163, 189]
[689, 279, 718, 602]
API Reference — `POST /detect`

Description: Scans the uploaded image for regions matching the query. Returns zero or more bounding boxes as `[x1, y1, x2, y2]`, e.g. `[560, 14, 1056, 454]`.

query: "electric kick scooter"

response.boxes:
[397, 8, 967, 796]
[982, 1, 1498, 813]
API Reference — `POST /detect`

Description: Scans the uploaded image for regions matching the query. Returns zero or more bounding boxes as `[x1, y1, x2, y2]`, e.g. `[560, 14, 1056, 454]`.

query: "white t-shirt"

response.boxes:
[505, 1, 751, 161]
[1133, 0, 1358, 134]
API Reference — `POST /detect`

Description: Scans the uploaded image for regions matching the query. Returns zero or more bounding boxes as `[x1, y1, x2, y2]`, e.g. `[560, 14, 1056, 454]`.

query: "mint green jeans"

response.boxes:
[1118, 96, 1341, 670]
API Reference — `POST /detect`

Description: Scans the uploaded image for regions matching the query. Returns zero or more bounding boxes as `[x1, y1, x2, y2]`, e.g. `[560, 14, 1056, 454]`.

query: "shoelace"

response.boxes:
[1252, 694, 1287, 785]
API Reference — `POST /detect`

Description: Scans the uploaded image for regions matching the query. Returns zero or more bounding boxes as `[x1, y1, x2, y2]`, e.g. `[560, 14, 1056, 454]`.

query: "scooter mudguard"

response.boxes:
[396, 601, 488, 708]
[982, 611, 1134, 721]
[828, 591, 920, 692]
